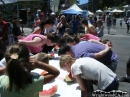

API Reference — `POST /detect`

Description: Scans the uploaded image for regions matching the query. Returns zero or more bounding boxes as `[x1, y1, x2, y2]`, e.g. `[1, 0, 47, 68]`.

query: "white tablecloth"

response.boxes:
[31, 54, 81, 97]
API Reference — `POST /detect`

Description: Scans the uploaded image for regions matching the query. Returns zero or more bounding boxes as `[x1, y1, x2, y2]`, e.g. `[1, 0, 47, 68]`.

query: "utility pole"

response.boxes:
[92, 0, 97, 14]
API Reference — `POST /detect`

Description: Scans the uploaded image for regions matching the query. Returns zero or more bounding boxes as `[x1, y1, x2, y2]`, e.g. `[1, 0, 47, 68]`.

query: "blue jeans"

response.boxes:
[104, 77, 119, 92]
[107, 60, 118, 73]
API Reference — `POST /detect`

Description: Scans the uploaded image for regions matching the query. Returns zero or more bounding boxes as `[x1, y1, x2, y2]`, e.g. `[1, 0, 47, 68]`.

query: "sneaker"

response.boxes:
[119, 77, 130, 83]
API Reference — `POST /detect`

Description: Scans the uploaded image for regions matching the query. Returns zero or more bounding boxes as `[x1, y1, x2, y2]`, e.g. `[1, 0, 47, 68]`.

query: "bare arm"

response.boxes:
[88, 39, 104, 45]
[94, 44, 111, 59]
[0, 67, 6, 75]
[75, 74, 88, 97]
[18, 37, 43, 47]
[29, 58, 60, 84]
[89, 27, 98, 36]
[56, 22, 62, 30]
[32, 27, 41, 34]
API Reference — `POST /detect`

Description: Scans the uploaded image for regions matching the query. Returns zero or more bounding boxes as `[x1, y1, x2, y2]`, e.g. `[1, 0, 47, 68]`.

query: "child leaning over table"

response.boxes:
[0, 44, 60, 97]
[60, 55, 119, 97]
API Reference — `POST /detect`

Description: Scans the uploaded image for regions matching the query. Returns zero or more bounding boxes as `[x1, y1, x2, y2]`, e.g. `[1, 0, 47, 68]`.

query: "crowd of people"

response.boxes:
[0, 9, 130, 97]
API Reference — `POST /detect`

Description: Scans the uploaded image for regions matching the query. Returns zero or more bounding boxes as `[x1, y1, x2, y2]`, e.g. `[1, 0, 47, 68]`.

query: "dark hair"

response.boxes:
[58, 45, 71, 56]
[39, 18, 53, 30]
[5, 44, 32, 93]
[47, 32, 59, 43]
[102, 39, 112, 44]
[35, 52, 49, 64]
[80, 19, 88, 26]
[59, 33, 79, 47]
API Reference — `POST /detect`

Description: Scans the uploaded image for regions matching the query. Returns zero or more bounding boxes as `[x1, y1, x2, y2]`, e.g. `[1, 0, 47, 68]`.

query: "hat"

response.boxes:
[51, 12, 55, 16]
[37, 9, 41, 13]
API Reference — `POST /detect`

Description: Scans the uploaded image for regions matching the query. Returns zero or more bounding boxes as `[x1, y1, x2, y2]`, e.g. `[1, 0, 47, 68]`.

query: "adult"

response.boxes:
[81, 19, 97, 36]
[126, 17, 130, 33]
[32, 18, 53, 35]
[33, 12, 46, 31]
[0, 12, 8, 60]
[0, 43, 59, 97]
[57, 15, 69, 37]
[18, 32, 59, 54]
[58, 41, 118, 72]
[69, 15, 80, 35]
[50, 12, 58, 27]
[106, 14, 112, 34]
[12, 18, 24, 41]
[112, 17, 116, 28]
[119, 57, 130, 83]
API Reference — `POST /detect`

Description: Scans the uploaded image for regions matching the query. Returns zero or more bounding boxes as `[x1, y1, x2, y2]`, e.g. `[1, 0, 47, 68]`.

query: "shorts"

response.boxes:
[107, 26, 111, 31]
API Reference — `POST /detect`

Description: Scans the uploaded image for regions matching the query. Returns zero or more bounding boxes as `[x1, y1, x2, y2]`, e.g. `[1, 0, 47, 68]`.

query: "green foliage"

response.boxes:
[87, 0, 130, 11]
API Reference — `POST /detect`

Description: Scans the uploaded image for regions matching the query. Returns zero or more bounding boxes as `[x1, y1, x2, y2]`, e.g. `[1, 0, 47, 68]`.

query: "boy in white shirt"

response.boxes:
[60, 55, 119, 97]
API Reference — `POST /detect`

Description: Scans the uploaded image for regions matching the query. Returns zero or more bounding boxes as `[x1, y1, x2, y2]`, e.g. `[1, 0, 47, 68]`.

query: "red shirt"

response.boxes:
[0, 20, 8, 41]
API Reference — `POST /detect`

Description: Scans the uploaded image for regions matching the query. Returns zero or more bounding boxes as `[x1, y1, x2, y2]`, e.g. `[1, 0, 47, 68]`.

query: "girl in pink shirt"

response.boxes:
[18, 32, 59, 54]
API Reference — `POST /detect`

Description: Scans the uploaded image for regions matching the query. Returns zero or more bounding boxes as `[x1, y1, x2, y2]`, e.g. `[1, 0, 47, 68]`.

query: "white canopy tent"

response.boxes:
[88, 11, 94, 15]
[116, 10, 124, 12]
[123, 5, 130, 8]
[111, 9, 118, 12]
[66, 4, 83, 12]
[111, 9, 124, 13]
[96, 9, 103, 13]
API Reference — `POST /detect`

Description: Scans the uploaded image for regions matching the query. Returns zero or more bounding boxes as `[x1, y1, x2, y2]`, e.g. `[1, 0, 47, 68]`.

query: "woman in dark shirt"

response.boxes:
[12, 19, 24, 41]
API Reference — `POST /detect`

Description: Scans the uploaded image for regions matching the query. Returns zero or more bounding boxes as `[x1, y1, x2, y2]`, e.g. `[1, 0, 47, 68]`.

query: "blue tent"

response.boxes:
[61, 9, 82, 15]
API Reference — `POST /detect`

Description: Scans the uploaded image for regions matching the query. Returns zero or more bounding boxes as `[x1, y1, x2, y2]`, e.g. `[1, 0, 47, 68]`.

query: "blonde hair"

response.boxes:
[60, 15, 66, 21]
[60, 55, 73, 68]
[34, 53, 49, 64]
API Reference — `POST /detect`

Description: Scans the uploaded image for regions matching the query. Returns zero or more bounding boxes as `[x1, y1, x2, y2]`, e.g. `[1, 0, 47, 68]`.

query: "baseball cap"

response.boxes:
[51, 12, 55, 16]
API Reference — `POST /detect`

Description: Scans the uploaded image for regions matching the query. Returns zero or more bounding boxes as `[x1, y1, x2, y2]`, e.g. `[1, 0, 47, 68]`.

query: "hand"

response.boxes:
[29, 56, 39, 70]
[18, 39, 23, 43]
[17, 35, 24, 39]
[105, 44, 112, 50]
[0, 37, 3, 40]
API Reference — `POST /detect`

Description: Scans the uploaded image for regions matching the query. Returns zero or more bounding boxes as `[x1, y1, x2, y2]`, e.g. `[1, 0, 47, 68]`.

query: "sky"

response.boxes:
[79, 0, 88, 5]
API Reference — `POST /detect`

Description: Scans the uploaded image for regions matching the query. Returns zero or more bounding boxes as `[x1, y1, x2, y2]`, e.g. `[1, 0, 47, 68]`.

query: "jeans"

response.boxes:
[104, 77, 119, 92]
[107, 60, 118, 73]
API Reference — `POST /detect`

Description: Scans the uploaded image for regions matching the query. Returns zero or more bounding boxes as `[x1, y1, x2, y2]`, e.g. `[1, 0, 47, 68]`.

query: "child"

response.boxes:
[0, 44, 59, 97]
[60, 55, 119, 97]
[102, 39, 113, 47]
[96, 19, 104, 39]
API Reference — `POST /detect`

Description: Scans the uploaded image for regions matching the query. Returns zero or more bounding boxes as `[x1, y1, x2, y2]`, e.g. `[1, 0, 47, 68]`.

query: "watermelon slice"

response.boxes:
[39, 85, 57, 97]
[54, 45, 59, 51]
[65, 72, 75, 83]
[40, 71, 47, 76]
[50, 52, 55, 57]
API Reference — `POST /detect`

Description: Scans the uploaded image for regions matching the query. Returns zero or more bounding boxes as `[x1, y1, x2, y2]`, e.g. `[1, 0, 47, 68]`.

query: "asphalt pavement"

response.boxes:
[21, 18, 130, 94]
